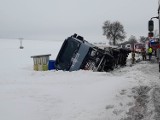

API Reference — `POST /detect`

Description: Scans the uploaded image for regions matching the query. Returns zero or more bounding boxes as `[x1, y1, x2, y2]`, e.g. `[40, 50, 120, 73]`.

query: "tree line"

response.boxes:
[102, 20, 159, 46]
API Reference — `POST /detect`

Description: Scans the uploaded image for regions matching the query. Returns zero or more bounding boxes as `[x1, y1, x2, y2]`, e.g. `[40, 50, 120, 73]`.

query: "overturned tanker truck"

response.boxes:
[55, 34, 131, 72]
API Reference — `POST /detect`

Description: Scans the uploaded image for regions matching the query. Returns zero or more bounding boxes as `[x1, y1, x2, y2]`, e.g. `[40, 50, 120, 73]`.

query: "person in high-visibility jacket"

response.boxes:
[148, 47, 153, 61]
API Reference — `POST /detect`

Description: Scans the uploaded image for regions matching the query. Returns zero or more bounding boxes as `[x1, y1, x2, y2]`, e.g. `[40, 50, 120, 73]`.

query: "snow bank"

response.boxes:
[0, 39, 159, 120]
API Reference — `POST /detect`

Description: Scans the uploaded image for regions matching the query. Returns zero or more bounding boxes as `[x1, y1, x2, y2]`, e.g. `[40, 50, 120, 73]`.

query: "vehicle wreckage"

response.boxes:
[55, 34, 131, 72]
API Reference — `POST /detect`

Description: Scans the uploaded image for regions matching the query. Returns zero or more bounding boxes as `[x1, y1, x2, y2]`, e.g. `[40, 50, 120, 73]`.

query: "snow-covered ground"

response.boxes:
[0, 39, 160, 120]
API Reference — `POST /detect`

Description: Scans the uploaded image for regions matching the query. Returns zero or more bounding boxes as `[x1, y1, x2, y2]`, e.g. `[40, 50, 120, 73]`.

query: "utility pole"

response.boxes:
[148, 16, 160, 72]
[19, 38, 24, 49]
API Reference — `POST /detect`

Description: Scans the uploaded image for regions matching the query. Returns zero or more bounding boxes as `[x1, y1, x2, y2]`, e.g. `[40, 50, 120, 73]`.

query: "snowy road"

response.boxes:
[112, 61, 160, 120]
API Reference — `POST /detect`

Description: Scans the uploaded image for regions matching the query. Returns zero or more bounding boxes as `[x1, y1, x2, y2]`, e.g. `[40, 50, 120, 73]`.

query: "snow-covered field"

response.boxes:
[0, 39, 160, 120]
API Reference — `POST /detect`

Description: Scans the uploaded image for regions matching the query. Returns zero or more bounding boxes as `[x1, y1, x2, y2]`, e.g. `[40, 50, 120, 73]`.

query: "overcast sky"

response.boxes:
[0, 0, 159, 42]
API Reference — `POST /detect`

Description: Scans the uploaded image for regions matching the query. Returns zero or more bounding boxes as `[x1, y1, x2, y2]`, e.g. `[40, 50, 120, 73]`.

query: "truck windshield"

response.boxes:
[56, 38, 81, 70]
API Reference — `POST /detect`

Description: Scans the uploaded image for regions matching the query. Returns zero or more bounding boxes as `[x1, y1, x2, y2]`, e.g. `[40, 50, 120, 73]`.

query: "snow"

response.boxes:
[0, 39, 160, 120]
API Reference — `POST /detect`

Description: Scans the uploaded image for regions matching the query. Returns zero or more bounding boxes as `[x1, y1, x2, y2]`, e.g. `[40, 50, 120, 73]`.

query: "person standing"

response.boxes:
[131, 51, 135, 64]
[141, 48, 146, 61]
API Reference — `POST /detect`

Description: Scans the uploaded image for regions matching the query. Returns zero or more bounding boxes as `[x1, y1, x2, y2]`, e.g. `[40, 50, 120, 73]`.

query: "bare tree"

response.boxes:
[139, 36, 147, 43]
[102, 20, 126, 45]
[128, 35, 137, 48]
